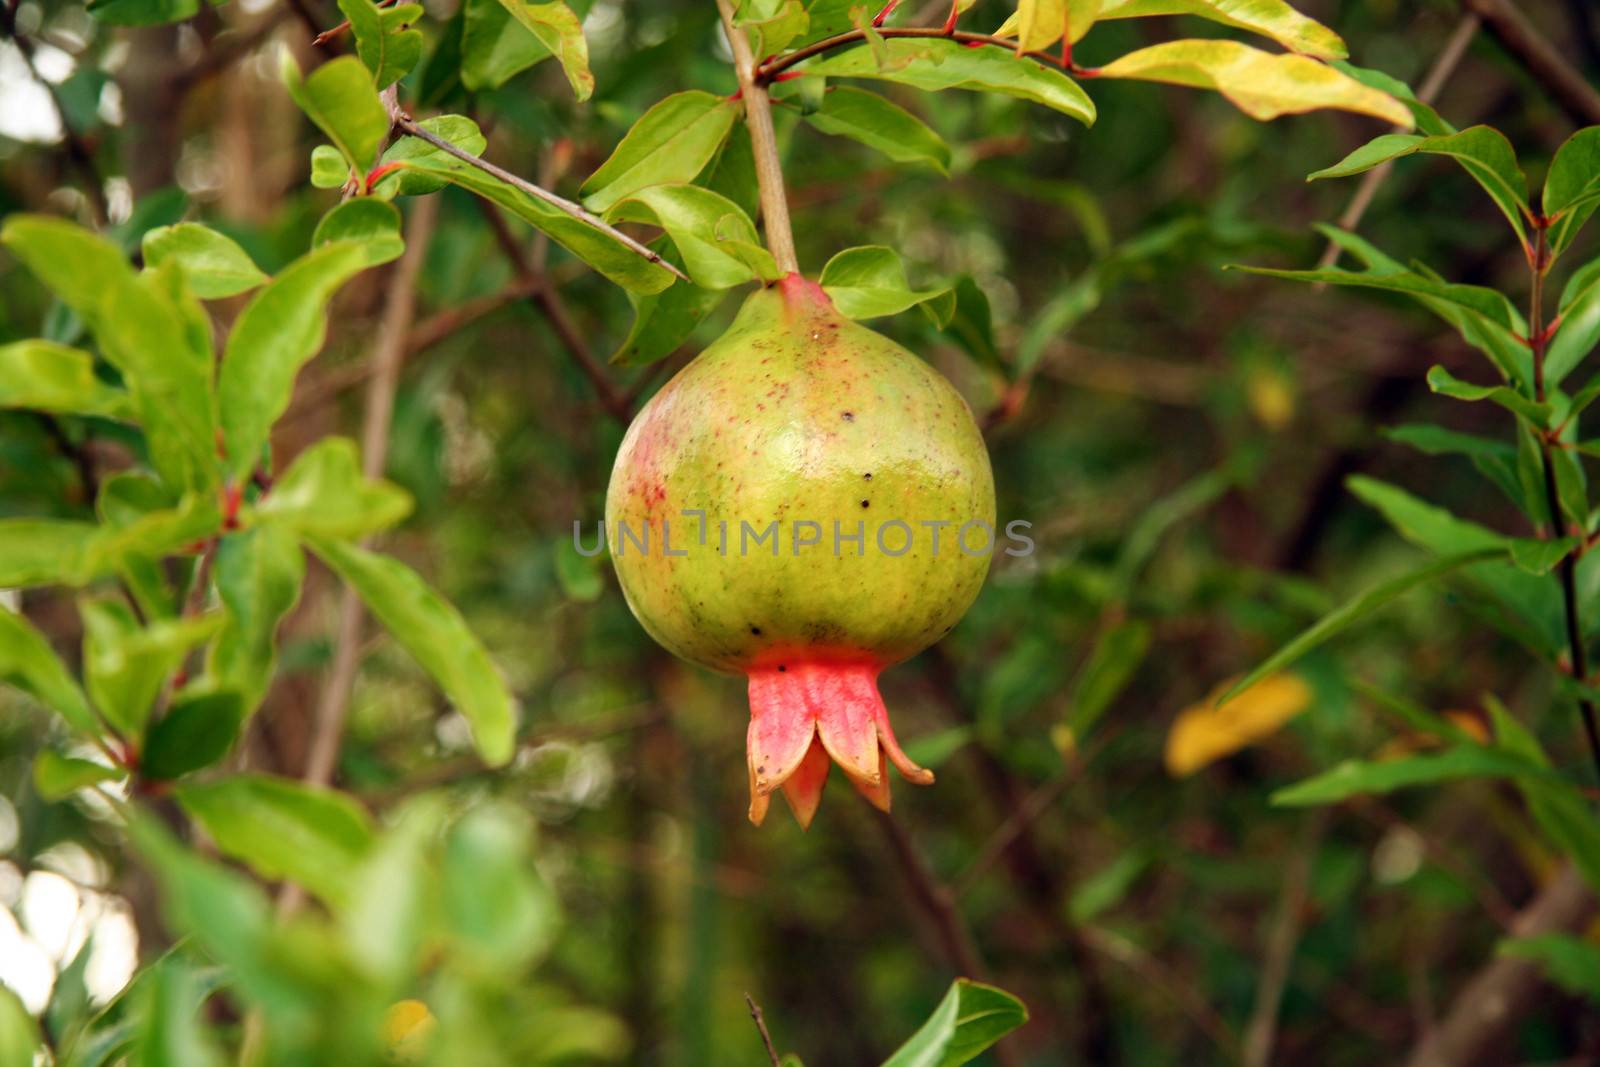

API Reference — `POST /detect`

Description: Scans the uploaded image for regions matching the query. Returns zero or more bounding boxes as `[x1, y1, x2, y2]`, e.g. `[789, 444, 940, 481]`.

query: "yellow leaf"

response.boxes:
[1093, 0, 1346, 60]
[1246, 366, 1295, 430]
[1164, 672, 1312, 777]
[382, 999, 436, 1061]
[1096, 40, 1414, 127]
[995, 0, 1101, 52]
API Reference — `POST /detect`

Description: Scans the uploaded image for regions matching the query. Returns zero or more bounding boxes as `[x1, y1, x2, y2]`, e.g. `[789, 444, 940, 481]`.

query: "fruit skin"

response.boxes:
[605, 274, 995, 825]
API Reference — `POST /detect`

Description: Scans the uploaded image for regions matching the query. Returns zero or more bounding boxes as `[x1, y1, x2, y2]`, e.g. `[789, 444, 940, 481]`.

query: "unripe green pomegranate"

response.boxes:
[606, 274, 995, 827]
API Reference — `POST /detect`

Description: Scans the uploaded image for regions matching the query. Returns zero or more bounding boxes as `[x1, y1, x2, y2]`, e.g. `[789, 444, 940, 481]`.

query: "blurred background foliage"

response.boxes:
[4, 0, 1600, 1063]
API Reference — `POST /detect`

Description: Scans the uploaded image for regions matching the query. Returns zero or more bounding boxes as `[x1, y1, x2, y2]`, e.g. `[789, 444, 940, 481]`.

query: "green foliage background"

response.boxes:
[4, 0, 1600, 1063]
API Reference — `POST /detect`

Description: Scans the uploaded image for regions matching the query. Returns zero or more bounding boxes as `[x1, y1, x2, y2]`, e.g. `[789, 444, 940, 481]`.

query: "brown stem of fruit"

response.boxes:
[715, 0, 801, 275]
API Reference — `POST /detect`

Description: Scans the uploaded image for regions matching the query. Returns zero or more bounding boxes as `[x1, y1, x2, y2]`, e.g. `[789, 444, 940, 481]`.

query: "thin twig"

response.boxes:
[476, 200, 634, 423]
[1316, 12, 1479, 271]
[1406, 866, 1595, 1066]
[744, 994, 782, 1067]
[758, 27, 1087, 83]
[392, 115, 688, 283]
[1464, 0, 1600, 126]
[297, 195, 439, 794]
[1241, 810, 1327, 1067]
[716, 0, 800, 274]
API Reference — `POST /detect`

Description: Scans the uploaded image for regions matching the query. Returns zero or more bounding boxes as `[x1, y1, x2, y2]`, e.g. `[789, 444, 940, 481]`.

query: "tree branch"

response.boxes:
[392, 115, 688, 283]
[1405, 866, 1595, 1067]
[1316, 12, 1480, 271]
[757, 27, 1084, 83]
[300, 194, 439, 791]
[744, 994, 782, 1067]
[715, 0, 800, 274]
[476, 199, 634, 424]
[1462, 0, 1600, 126]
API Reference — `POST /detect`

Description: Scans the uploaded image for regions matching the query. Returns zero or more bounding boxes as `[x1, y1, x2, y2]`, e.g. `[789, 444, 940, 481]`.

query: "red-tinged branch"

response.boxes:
[391, 115, 689, 284]
[756, 27, 1095, 83]
[1524, 217, 1600, 784]
[715, 0, 801, 274]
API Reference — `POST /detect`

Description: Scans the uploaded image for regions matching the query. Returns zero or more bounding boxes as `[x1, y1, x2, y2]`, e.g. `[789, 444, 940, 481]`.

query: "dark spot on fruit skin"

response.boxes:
[864, 472, 872, 480]
[861, 500, 870, 508]
[750, 626, 762, 635]
[842, 411, 854, 421]
[778, 665, 786, 672]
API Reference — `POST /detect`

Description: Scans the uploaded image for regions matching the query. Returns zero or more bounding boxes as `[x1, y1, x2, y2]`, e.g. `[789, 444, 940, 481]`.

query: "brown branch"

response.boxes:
[716, 0, 800, 273]
[392, 115, 688, 283]
[404, 277, 545, 354]
[1316, 12, 1480, 271]
[1405, 866, 1595, 1066]
[300, 194, 439, 792]
[1242, 810, 1327, 1067]
[476, 200, 633, 423]
[744, 994, 782, 1067]
[1463, 0, 1600, 126]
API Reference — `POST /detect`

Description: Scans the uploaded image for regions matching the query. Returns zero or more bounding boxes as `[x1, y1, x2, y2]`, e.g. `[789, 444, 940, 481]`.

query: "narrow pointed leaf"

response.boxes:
[141, 224, 269, 298]
[803, 86, 950, 173]
[580, 92, 740, 213]
[306, 535, 517, 765]
[0, 340, 135, 419]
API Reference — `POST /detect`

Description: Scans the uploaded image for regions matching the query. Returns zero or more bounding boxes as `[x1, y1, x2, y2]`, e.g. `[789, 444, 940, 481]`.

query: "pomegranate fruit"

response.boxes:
[605, 274, 995, 827]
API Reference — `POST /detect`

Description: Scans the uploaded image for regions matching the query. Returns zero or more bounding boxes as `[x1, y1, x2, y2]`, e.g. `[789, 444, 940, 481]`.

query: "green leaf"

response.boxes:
[1548, 257, 1600, 386]
[2, 216, 218, 489]
[1309, 127, 1529, 243]
[1064, 619, 1151, 740]
[803, 38, 1095, 124]
[1347, 475, 1508, 555]
[81, 600, 220, 739]
[580, 92, 740, 214]
[1329, 61, 1451, 135]
[941, 276, 1000, 371]
[1500, 935, 1600, 1002]
[389, 150, 676, 294]
[130, 959, 225, 1067]
[210, 525, 305, 715]
[803, 86, 950, 174]
[311, 144, 350, 189]
[282, 53, 390, 177]
[33, 750, 123, 801]
[141, 224, 269, 299]
[442, 804, 559, 970]
[218, 241, 386, 478]
[142, 690, 245, 780]
[306, 535, 518, 765]
[1271, 745, 1546, 806]
[1067, 850, 1150, 924]
[310, 199, 406, 265]
[460, 0, 547, 91]
[338, 0, 424, 89]
[1090, 0, 1345, 59]
[0, 985, 40, 1067]
[0, 519, 98, 587]
[377, 115, 488, 196]
[254, 437, 413, 539]
[86, 0, 197, 26]
[736, 0, 810, 55]
[819, 245, 953, 322]
[1545, 127, 1600, 256]
[554, 536, 604, 601]
[128, 815, 280, 1003]
[490, 0, 592, 99]
[1096, 39, 1410, 125]
[0, 340, 135, 419]
[340, 796, 442, 977]
[175, 774, 375, 907]
[1425, 364, 1549, 426]
[610, 241, 729, 366]
[604, 184, 774, 289]
[1225, 550, 1502, 701]
[880, 980, 1028, 1067]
